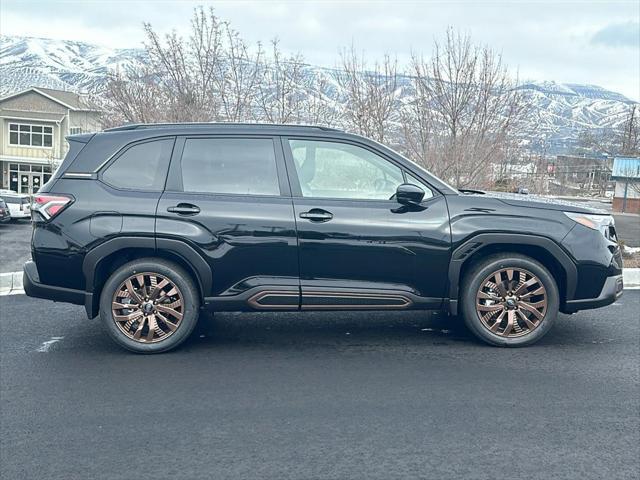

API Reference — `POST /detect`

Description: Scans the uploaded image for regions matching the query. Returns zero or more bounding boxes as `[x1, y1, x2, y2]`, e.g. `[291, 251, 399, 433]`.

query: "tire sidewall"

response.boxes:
[461, 255, 559, 347]
[100, 259, 200, 353]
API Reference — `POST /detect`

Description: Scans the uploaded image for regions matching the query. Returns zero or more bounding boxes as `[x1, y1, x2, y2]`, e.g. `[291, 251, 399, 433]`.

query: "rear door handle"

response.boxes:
[299, 208, 333, 222]
[167, 203, 200, 215]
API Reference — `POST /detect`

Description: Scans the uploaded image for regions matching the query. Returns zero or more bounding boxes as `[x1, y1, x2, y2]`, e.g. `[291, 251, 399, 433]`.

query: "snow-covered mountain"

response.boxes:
[0, 36, 143, 94]
[1, 35, 635, 154]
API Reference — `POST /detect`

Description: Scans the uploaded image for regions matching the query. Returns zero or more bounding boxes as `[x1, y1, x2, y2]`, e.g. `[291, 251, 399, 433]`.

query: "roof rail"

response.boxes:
[104, 122, 342, 132]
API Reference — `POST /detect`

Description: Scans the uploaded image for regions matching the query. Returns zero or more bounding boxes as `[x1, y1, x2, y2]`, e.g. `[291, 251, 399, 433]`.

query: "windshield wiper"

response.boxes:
[458, 188, 485, 195]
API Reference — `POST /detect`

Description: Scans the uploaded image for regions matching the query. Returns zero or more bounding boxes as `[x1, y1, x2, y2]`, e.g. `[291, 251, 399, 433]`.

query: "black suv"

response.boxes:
[24, 124, 624, 353]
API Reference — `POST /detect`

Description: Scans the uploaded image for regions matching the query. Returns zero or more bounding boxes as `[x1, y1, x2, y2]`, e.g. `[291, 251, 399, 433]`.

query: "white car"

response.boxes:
[0, 191, 31, 220]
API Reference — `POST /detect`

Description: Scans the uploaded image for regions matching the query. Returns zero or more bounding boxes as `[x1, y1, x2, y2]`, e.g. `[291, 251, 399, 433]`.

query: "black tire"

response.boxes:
[460, 253, 559, 347]
[99, 258, 200, 353]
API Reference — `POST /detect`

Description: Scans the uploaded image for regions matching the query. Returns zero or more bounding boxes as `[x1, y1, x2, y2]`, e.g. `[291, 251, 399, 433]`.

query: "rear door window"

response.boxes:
[180, 138, 280, 196]
[102, 139, 174, 191]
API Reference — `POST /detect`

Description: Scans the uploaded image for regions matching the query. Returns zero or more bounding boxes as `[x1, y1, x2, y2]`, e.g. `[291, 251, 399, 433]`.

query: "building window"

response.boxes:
[69, 127, 83, 135]
[8, 123, 53, 148]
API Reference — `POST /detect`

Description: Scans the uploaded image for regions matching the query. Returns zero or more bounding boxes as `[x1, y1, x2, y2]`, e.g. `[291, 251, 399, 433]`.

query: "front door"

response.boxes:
[8, 164, 48, 194]
[156, 136, 300, 310]
[283, 137, 451, 310]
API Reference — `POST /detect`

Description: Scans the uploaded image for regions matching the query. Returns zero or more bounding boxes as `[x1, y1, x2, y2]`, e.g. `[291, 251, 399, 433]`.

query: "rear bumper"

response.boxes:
[562, 274, 623, 313]
[23, 260, 87, 306]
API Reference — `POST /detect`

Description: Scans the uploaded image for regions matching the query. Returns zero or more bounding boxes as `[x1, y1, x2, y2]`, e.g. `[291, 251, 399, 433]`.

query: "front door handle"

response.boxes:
[167, 203, 200, 215]
[299, 208, 333, 222]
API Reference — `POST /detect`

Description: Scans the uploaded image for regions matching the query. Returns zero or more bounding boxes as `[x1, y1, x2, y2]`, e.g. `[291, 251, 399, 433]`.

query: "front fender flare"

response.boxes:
[447, 233, 577, 315]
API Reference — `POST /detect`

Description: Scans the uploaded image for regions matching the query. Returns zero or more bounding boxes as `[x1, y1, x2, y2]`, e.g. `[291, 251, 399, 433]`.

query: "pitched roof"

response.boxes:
[612, 157, 640, 180]
[0, 87, 101, 112]
[0, 110, 66, 122]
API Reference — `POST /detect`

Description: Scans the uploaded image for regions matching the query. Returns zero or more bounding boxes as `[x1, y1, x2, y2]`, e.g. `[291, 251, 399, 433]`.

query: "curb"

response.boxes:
[624, 268, 640, 288]
[0, 271, 23, 296]
[1, 269, 639, 297]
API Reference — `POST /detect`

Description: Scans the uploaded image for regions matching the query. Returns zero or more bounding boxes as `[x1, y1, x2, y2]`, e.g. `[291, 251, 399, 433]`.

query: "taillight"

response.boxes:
[33, 194, 73, 220]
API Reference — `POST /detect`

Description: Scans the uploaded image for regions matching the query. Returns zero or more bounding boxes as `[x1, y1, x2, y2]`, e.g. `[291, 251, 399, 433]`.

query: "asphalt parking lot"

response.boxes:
[0, 219, 32, 273]
[1, 293, 639, 480]
[1, 218, 639, 480]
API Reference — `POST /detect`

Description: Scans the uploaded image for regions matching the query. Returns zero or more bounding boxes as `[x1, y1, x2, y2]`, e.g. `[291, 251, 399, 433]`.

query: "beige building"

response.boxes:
[0, 87, 102, 194]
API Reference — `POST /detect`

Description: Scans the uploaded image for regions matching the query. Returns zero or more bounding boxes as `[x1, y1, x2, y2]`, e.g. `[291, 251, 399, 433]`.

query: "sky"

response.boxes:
[1, 0, 639, 101]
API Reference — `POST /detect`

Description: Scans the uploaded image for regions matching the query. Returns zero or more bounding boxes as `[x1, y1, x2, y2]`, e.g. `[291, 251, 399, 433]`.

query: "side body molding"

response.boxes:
[447, 233, 578, 314]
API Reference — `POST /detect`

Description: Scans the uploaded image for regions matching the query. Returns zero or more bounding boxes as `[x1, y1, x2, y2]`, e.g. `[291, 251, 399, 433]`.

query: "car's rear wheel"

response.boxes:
[460, 254, 559, 347]
[100, 258, 200, 353]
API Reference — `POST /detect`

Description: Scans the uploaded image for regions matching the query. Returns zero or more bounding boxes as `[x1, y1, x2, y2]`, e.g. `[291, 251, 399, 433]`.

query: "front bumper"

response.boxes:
[23, 260, 86, 306]
[563, 274, 623, 313]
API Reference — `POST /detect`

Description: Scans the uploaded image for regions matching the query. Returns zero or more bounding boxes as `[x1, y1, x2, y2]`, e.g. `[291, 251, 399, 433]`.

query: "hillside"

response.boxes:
[1, 35, 635, 154]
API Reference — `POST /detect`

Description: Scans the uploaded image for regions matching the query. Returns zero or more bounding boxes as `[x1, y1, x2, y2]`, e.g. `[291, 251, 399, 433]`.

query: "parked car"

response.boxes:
[0, 191, 31, 220]
[23, 124, 624, 353]
[0, 197, 11, 223]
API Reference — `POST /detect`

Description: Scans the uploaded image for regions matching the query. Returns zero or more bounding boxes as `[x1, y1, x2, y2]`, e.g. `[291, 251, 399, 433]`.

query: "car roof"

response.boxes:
[103, 122, 343, 133]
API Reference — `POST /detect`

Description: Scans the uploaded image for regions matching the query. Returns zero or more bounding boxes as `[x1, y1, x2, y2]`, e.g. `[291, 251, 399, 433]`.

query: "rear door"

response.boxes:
[156, 135, 300, 310]
[282, 137, 451, 309]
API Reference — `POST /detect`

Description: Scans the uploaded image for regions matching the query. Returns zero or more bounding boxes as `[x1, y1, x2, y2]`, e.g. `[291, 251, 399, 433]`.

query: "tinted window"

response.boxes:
[102, 139, 173, 191]
[181, 138, 280, 196]
[289, 139, 404, 200]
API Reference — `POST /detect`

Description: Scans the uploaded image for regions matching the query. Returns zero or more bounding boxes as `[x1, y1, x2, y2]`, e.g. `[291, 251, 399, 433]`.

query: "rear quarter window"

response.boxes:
[102, 138, 174, 191]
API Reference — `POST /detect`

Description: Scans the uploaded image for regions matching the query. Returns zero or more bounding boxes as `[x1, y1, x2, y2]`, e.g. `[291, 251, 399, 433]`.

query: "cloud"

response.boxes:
[591, 21, 640, 48]
[1, 0, 639, 100]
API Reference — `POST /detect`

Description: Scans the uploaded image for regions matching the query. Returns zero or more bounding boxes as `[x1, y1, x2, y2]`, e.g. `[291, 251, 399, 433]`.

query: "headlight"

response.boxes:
[564, 212, 613, 231]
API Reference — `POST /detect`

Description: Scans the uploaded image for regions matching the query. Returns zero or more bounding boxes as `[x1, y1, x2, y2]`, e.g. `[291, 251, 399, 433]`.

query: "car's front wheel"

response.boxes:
[99, 258, 200, 353]
[460, 253, 559, 347]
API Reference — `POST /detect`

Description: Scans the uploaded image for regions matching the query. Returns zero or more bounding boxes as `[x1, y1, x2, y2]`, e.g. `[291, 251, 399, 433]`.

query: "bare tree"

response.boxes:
[215, 24, 263, 122]
[300, 72, 341, 127]
[337, 48, 399, 142]
[401, 30, 528, 188]
[104, 66, 165, 125]
[621, 103, 640, 156]
[105, 7, 263, 124]
[256, 40, 307, 123]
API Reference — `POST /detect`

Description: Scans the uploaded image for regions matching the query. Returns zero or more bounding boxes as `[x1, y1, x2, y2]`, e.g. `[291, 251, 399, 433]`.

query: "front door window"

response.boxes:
[288, 139, 405, 200]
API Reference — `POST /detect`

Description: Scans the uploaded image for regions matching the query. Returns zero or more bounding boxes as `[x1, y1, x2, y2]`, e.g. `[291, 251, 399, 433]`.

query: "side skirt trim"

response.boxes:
[205, 286, 442, 312]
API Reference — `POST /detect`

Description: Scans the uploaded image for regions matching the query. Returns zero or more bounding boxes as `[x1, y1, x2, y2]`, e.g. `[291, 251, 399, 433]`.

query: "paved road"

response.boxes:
[1, 293, 638, 480]
[0, 220, 32, 273]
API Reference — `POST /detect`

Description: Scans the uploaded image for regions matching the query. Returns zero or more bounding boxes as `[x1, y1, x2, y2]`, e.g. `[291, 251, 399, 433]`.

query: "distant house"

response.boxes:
[0, 87, 102, 194]
[549, 154, 613, 195]
[611, 157, 640, 214]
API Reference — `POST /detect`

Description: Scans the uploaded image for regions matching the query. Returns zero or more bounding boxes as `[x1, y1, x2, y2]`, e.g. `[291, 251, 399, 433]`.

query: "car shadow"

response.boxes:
[183, 310, 477, 351]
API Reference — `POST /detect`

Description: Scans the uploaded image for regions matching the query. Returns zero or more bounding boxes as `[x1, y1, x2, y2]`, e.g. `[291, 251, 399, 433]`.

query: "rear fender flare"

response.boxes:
[82, 236, 212, 317]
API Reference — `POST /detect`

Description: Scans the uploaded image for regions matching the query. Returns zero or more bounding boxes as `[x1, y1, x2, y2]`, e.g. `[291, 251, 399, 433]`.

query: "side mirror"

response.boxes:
[396, 183, 425, 206]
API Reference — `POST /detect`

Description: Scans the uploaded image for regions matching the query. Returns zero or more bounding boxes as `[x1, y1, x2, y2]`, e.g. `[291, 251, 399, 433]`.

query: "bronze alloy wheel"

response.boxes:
[111, 272, 184, 343]
[475, 267, 548, 338]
